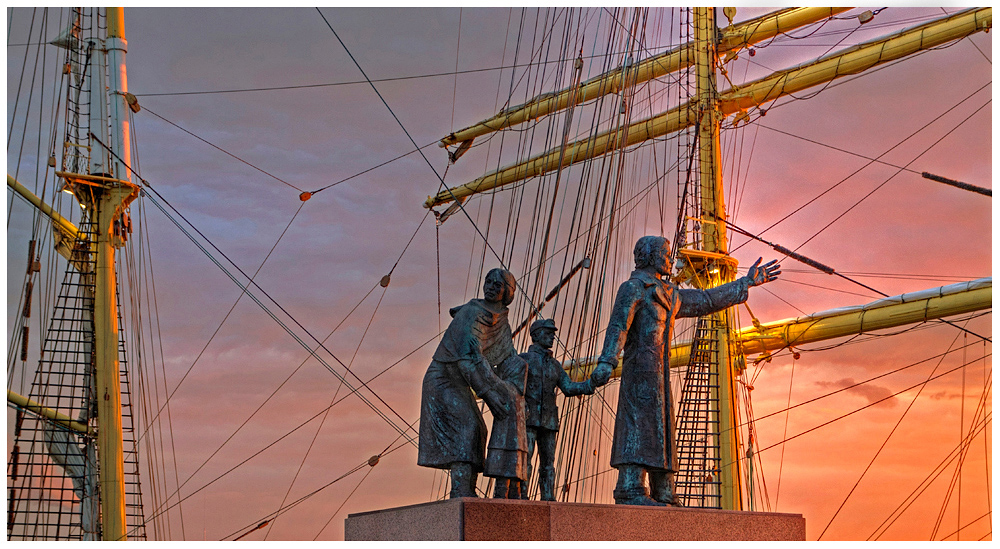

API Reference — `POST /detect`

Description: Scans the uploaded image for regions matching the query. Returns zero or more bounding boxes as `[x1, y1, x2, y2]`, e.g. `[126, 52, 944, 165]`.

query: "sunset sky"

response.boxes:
[6, 6, 992, 541]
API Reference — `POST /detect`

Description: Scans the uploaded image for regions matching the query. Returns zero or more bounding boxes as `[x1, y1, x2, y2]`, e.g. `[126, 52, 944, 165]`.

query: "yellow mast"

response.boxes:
[94, 6, 131, 539]
[60, 7, 137, 540]
[692, 6, 743, 510]
[424, 7, 991, 210]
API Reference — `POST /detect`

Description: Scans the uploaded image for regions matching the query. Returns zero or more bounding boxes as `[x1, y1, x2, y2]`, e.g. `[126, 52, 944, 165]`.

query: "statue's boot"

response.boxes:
[492, 479, 510, 499]
[614, 465, 664, 506]
[508, 478, 522, 499]
[518, 479, 529, 500]
[449, 462, 478, 498]
[538, 466, 556, 501]
[650, 470, 680, 506]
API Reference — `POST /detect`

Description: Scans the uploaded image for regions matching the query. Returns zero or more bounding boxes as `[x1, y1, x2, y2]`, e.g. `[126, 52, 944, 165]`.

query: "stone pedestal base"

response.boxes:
[345, 498, 805, 541]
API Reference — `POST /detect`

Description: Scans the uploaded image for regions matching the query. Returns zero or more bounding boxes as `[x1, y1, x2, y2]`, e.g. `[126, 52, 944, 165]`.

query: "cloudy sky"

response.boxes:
[6, 6, 992, 541]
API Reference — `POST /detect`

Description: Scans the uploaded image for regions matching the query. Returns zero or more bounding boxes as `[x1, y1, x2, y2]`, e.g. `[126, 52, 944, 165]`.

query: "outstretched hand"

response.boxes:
[747, 257, 781, 286]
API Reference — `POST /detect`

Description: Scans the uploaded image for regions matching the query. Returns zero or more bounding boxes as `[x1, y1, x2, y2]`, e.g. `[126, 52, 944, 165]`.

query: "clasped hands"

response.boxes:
[481, 381, 515, 420]
[590, 361, 615, 387]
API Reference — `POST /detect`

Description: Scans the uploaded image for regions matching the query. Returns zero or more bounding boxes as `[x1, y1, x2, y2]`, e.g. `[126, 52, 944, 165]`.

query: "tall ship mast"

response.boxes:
[7, 6, 991, 540]
[8, 7, 143, 540]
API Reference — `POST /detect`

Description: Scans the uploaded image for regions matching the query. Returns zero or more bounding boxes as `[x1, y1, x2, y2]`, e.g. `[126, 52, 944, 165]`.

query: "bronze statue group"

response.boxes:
[418, 236, 780, 506]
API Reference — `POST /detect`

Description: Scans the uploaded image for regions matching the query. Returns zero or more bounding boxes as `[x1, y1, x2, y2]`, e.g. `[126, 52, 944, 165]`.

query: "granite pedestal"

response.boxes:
[345, 498, 805, 541]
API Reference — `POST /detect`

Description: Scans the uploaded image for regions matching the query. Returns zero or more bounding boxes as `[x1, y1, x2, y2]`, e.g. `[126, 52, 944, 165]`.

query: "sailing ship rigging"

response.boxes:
[7, 6, 991, 540]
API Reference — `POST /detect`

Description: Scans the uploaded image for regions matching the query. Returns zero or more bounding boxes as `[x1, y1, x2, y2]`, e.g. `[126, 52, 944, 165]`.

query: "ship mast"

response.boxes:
[691, 6, 743, 510]
[63, 6, 137, 540]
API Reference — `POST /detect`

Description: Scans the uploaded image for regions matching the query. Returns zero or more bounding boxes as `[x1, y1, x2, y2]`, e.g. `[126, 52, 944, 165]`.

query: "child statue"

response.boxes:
[518, 318, 595, 500]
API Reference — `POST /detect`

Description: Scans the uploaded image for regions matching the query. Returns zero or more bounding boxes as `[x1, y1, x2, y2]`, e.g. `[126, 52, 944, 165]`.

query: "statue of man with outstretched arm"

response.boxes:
[589, 235, 780, 506]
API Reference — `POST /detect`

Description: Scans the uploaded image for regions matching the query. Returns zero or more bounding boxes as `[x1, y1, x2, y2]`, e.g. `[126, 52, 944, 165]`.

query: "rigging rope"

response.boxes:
[773, 353, 795, 509]
[132, 51, 640, 98]
[753, 354, 991, 457]
[265, 270, 396, 538]
[141, 187, 418, 438]
[731, 81, 990, 255]
[138, 206, 434, 531]
[90, 133, 420, 445]
[137, 202, 306, 442]
[793, 100, 991, 253]
[139, 106, 304, 192]
[723, 218, 991, 344]
[744, 339, 986, 427]
[869, 404, 991, 539]
[314, 7, 551, 326]
[816, 316, 980, 539]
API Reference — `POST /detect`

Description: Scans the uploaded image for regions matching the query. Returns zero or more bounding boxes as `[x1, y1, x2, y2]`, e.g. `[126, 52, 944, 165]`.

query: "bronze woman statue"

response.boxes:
[417, 268, 521, 498]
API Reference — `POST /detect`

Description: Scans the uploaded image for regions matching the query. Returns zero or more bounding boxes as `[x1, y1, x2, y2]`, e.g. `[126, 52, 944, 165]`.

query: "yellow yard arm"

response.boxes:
[738, 277, 992, 355]
[8, 174, 93, 272]
[7, 390, 93, 435]
[426, 7, 990, 209]
[439, 7, 850, 148]
[8, 174, 81, 246]
[565, 277, 992, 379]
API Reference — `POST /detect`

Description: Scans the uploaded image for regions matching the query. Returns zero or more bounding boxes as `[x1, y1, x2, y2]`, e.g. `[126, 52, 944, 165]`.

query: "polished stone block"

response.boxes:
[345, 498, 805, 541]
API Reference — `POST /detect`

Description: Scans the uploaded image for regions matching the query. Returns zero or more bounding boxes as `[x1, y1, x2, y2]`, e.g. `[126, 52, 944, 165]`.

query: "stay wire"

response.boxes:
[133, 51, 628, 98]
[225, 415, 419, 542]
[137, 201, 306, 444]
[163, 201, 429, 531]
[774, 355, 795, 509]
[315, 7, 547, 321]
[744, 339, 985, 427]
[140, 188, 418, 444]
[928, 351, 989, 539]
[265, 270, 395, 539]
[725, 219, 990, 343]
[311, 462, 376, 540]
[753, 353, 991, 456]
[731, 81, 990, 254]
[869, 401, 992, 540]
[143, 322, 443, 537]
[936, 511, 993, 541]
[816, 317, 974, 539]
[310, 139, 438, 194]
[150, 277, 380, 525]
[90, 132, 420, 444]
[793, 99, 991, 253]
[223, 461, 368, 541]
[139, 106, 305, 192]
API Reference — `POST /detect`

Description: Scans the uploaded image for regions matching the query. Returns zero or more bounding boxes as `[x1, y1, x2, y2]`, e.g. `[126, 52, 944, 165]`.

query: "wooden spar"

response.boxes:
[424, 7, 991, 209]
[738, 277, 993, 355]
[438, 8, 850, 148]
[721, 7, 991, 112]
[563, 277, 993, 379]
[7, 390, 93, 435]
[7, 174, 82, 249]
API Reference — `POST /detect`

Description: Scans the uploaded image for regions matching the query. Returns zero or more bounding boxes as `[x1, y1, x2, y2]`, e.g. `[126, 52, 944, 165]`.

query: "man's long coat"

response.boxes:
[597, 270, 751, 471]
